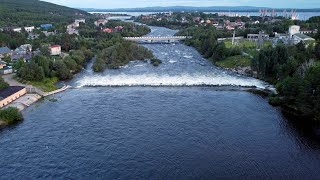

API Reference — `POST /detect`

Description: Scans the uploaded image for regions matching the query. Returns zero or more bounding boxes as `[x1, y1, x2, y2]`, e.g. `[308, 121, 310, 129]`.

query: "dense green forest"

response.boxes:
[0, 0, 91, 27]
[93, 40, 154, 72]
[254, 44, 320, 120]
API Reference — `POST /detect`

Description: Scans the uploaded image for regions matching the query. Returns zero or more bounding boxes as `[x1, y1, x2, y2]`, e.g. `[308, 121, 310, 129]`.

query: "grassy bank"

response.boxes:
[28, 77, 59, 92]
[16, 76, 59, 92]
[215, 55, 251, 69]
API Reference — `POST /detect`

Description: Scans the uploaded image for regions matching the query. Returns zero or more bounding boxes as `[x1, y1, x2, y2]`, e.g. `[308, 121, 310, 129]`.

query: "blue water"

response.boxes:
[1, 88, 320, 179]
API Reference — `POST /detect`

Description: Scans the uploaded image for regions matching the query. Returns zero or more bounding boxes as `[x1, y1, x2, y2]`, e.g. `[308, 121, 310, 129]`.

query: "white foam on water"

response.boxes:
[76, 73, 268, 89]
[184, 55, 193, 59]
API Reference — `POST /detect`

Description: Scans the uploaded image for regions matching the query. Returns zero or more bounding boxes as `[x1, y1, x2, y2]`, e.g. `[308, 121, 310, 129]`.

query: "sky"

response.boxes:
[42, 0, 320, 9]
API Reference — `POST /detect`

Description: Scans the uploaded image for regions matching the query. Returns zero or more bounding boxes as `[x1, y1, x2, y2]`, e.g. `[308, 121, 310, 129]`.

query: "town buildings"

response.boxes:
[274, 25, 315, 45]
[94, 19, 108, 27]
[102, 28, 113, 33]
[0, 47, 12, 59]
[0, 61, 6, 69]
[50, 45, 61, 56]
[40, 24, 53, 30]
[24, 26, 35, 32]
[0, 86, 27, 108]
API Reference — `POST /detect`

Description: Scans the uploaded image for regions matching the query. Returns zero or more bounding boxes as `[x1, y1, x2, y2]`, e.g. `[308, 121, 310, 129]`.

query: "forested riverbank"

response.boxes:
[177, 25, 320, 120]
[135, 12, 320, 121]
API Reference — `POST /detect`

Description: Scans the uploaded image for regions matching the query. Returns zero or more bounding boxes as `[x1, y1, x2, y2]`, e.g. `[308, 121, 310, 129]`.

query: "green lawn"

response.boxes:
[224, 39, 256, 49]
[216, 55, 251, 69]
[224, 39, 272, 49]
[28, 77, 59, 92]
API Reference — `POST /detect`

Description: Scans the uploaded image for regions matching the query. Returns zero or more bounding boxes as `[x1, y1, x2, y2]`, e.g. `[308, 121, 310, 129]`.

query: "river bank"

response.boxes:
[0, 74, 71, 128]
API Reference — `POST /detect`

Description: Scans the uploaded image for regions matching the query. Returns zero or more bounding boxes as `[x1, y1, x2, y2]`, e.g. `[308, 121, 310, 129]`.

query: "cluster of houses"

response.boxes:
[0, 23, 55, 41]
[140, 13, 247, 31]
[93, 18, 124, 33]
[0, 44, 62, 75]
[102, 26, 124, 33]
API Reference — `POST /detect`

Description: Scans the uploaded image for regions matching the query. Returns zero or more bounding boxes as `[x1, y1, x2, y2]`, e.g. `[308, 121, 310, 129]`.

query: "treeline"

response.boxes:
[252, 42, 320, 120]
[0, 31, 28, 49]
[17, 48, 94, 81]
[93, 40, 154, 72]
[177, 26, 241, 62]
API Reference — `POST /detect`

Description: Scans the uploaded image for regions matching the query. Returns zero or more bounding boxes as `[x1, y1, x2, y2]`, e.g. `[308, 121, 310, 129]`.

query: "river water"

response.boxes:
[1, 26, 320, 179]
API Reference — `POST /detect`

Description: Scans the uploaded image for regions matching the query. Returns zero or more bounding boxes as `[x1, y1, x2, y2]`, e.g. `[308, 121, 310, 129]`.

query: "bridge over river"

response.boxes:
[124, 36, 192, 42]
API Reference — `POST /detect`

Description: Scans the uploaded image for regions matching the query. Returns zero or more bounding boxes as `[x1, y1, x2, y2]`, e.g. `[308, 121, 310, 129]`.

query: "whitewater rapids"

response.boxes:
[74, 26, 270, 90]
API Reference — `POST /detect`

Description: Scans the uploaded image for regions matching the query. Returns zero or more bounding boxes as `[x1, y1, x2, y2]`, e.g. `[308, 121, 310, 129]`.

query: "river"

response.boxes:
[1, 26, 320, 179]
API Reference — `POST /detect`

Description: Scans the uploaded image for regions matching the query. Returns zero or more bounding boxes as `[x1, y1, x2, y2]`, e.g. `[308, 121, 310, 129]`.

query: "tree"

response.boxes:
[33, 56, 52, 77]
[40, 46, 50, 56]
[315, 43, 320, 60]
[63, 56, 78, 71]
[53, 60, 72, 80]
[0, 77, 9, 90]
[18, 62, 45, 81]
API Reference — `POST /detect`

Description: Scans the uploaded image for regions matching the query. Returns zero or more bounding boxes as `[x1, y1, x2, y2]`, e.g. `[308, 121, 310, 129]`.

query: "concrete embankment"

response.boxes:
[6, 85, 71, 111]
[2, 74, 71, 111]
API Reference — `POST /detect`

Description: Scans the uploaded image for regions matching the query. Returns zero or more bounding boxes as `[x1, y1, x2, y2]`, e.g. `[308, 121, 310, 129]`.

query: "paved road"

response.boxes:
[2, 74, 25, 86]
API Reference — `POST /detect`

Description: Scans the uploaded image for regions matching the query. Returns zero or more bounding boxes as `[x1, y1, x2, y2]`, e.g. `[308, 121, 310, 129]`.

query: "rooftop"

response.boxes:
[0, 60, 7, 65]
[0, 86, 25, 101]
[51, 45, 61, 48]
[0, 47, 11, 54]
[294, 33, 315, 40]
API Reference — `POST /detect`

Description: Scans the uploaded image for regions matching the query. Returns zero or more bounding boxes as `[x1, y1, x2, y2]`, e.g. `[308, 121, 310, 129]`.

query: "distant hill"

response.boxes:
[0, 0, 91, 27]
[81, 6, 320, 13]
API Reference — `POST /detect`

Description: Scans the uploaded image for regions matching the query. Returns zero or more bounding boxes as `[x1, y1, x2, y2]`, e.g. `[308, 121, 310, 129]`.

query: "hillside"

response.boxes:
[0, 0, 91, 27]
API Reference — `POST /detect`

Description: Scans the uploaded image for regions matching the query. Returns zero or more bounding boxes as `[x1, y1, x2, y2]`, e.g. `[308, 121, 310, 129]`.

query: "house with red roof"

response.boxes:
[102, 28, 113, 33]
[50, 45, 61, 56]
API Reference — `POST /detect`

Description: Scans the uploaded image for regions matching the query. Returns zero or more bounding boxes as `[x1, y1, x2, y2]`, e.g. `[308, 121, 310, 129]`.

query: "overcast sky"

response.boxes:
[41, 0, 320, 9]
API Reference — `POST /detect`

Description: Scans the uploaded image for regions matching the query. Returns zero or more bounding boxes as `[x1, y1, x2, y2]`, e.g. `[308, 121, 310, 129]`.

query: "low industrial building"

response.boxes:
[0, 86, 27, 108]
[274, 25, 315, 45]
[247, 33, 269, 41]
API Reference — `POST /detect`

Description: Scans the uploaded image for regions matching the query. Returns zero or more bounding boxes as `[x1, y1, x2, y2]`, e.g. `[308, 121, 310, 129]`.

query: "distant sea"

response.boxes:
[90, 11, 320, 20]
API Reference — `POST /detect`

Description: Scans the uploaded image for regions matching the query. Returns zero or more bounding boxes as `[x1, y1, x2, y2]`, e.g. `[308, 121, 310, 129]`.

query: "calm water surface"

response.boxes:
[1, 26, 320, 179]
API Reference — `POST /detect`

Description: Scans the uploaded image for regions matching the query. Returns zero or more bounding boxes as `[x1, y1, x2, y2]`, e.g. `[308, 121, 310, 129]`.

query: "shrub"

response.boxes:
[0, 107, 23, 124]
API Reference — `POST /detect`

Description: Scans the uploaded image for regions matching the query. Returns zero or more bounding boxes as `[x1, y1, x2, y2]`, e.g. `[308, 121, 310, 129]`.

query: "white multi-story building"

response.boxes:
[50, 45, 61, 56]
[24, 26, 35, 32]
[75, 19, 86, 24]
[12, 28, 22, 32]
[94, 19, 108, 27]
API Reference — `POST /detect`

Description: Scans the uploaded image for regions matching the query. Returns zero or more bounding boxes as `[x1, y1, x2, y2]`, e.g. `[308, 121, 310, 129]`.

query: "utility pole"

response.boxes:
[232, 30, 236, 46]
